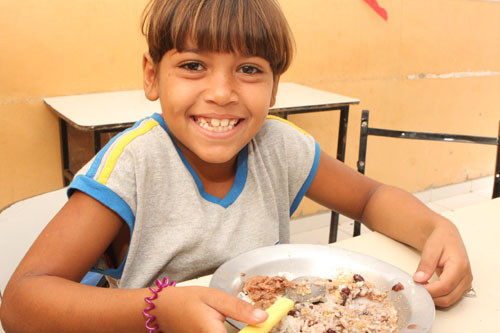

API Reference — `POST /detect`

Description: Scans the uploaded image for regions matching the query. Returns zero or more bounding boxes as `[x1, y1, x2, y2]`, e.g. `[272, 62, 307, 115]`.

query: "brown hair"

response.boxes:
[141, 0, 294, 75]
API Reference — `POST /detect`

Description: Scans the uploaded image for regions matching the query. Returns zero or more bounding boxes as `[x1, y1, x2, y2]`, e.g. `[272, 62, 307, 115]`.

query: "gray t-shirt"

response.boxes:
[69, 113, 319, 288]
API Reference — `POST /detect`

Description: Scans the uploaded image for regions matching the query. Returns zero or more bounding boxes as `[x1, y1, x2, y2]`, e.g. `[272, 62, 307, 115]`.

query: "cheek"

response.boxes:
[247, 86, 274, 110]
[158, 89, 189, 114]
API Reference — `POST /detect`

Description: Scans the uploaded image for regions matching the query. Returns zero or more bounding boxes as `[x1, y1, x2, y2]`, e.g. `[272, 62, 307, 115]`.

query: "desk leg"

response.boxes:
[336, 106, 349, 162]
[272, 111, 288, 120]
[59, 119, 70, 186]
[329, 106, 350, 243]
[94, 131, 102, 155]
[494, 124, 500, 199]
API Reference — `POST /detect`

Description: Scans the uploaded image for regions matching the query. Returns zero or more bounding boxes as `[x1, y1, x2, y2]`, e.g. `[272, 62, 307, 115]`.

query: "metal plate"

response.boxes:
[210, 244, 435, 332]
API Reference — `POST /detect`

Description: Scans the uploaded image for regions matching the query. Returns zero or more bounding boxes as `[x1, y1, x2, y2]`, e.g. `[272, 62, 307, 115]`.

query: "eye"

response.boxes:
[181, 62, 204, 71]
[239, 65, 262, 75]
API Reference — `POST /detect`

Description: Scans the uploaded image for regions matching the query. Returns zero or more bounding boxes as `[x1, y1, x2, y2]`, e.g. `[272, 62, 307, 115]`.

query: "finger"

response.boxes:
[200, 306, 234, 333]
[413, 241, 443, 283]
[431, 275, 472, 308]
[202, 288, 268, 325]
[424, 259, 471, 298]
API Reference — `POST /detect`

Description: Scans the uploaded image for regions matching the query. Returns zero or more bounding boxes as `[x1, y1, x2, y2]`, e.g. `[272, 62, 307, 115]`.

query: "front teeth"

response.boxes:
[196, 117, 239, 132]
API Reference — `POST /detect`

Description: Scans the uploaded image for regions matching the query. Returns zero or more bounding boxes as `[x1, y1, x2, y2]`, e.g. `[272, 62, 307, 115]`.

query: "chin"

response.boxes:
[197, 150, 239, 165]
[202, 155, 236, 165]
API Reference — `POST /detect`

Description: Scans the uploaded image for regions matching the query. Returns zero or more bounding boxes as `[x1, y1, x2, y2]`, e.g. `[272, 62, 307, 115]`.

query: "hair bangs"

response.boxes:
[142, 0, 294, 75]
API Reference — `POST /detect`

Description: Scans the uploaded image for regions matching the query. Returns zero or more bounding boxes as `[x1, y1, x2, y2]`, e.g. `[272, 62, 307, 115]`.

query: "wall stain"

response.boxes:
[408, 71, 500, 80]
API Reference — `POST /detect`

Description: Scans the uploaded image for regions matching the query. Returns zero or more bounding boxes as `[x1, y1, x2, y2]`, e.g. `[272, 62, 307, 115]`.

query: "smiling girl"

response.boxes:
[0, 0, 472, 332]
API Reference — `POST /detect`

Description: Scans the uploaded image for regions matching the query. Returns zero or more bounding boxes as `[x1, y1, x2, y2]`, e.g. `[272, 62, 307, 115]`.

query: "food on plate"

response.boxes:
[241, 273, 400, 333]
[243, 275, 290, 309]
[391, 282, 404, 292]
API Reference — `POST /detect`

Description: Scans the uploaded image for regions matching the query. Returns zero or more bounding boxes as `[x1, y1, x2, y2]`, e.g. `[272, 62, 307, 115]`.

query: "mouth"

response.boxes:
[192, 116, 242, 133]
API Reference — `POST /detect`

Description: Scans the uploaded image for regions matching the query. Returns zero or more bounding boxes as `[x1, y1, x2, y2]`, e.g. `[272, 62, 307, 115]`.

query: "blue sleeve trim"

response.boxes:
[68, 175, 135, 227]
[290, 141, 321, 216]
[80, 271, 104, 286]
[67, 175, 135, 279]
[89, 259, 127, 280]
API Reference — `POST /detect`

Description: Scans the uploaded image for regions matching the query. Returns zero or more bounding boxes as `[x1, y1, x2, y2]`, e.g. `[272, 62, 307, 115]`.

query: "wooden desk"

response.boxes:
[181, 198, 500, 332]
[44, 82, 359, 242]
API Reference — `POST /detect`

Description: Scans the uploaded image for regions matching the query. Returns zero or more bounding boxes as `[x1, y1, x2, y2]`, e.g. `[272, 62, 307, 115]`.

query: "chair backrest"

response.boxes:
[353, 109, 500, 237]
[0, 188, 106, 296]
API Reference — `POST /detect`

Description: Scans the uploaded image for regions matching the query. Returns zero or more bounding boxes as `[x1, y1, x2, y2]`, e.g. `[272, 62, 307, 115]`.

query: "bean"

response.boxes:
[353, 274, 365, 282]
[341, 292, 348, 306]
[392, 282, 404, 292]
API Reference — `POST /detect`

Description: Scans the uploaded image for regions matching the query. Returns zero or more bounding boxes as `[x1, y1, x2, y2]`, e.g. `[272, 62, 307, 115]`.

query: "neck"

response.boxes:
[174, 138, 239, 199]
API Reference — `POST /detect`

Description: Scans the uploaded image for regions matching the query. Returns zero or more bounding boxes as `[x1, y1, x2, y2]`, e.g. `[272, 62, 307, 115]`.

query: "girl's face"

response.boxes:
[143, 41, 280, 166]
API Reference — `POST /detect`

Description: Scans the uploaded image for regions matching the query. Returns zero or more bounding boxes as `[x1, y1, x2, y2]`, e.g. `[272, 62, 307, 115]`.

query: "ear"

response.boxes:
[143, 52, 159, 101]
[269, 75, 281, 107]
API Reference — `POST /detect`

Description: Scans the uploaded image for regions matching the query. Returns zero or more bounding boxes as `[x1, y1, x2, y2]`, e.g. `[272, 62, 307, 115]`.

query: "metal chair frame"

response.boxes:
[349, 109, 500, 237]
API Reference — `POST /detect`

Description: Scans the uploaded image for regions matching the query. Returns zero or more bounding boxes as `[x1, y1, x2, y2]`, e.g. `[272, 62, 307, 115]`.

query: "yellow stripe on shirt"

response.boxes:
[266, 115, 310, 136]
[97, 120, 159, 184]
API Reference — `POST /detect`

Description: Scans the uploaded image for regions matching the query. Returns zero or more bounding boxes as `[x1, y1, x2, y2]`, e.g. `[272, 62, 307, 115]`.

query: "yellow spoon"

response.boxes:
[238, 297, 294, 333]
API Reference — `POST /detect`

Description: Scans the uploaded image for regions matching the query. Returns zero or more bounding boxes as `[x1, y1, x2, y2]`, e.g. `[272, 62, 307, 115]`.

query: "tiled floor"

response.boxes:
[290, 176, 495, 244]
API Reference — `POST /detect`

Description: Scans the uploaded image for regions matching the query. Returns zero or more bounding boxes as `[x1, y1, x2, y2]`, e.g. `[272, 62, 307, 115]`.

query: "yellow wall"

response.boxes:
[0, 0, 146, 209]
[283, 0, 500, 216]
[1, 0, 500, 214]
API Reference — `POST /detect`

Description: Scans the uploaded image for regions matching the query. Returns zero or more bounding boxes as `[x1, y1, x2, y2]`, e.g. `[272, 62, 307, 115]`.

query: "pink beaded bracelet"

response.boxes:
[143, 277, 176, 333]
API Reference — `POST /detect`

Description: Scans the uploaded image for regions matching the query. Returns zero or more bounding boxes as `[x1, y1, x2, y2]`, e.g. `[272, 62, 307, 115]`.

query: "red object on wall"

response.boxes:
[363, 0, 388, 21]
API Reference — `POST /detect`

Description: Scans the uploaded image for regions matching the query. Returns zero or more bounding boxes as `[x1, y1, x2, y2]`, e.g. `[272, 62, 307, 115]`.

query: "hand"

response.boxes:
[155, 286, 268, 332]
[413, 222, 473, 307]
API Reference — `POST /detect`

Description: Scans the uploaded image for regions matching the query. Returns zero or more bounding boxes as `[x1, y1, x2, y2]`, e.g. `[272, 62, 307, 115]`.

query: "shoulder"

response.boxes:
[251, 115, 318, 165]
[257, 115, 313, 141]
[254, 115, 316, 149]
[75, 114, 169, 181]
[111, 115, 166, 150]
[99, 114, 169, 163]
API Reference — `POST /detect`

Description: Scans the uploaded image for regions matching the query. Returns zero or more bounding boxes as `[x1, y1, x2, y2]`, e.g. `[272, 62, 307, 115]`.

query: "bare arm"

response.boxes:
[0, 191, 266, 332]
[0, 191, 149, 332]
[306, 151, 472, 307]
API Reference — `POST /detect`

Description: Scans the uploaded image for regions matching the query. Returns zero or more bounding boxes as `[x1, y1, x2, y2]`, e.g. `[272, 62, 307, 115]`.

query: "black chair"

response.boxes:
[340, 109, 500, 238]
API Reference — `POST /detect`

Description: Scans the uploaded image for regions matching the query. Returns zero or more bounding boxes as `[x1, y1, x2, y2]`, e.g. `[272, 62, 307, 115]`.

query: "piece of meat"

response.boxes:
[243, 275, 290, 309]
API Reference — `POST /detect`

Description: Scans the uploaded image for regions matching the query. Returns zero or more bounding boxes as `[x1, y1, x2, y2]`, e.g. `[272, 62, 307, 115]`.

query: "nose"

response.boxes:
[204, 72, 238, 106]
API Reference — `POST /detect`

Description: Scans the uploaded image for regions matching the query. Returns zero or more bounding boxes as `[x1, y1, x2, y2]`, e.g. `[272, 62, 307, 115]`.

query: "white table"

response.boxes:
[44, 83, 359, 131]
[0, 189, 68, 296]
[1, 192, 498, 332]
[44, 82, 360, 242]
[180, 198, 500, 332]
[44, 82, 359, 182]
